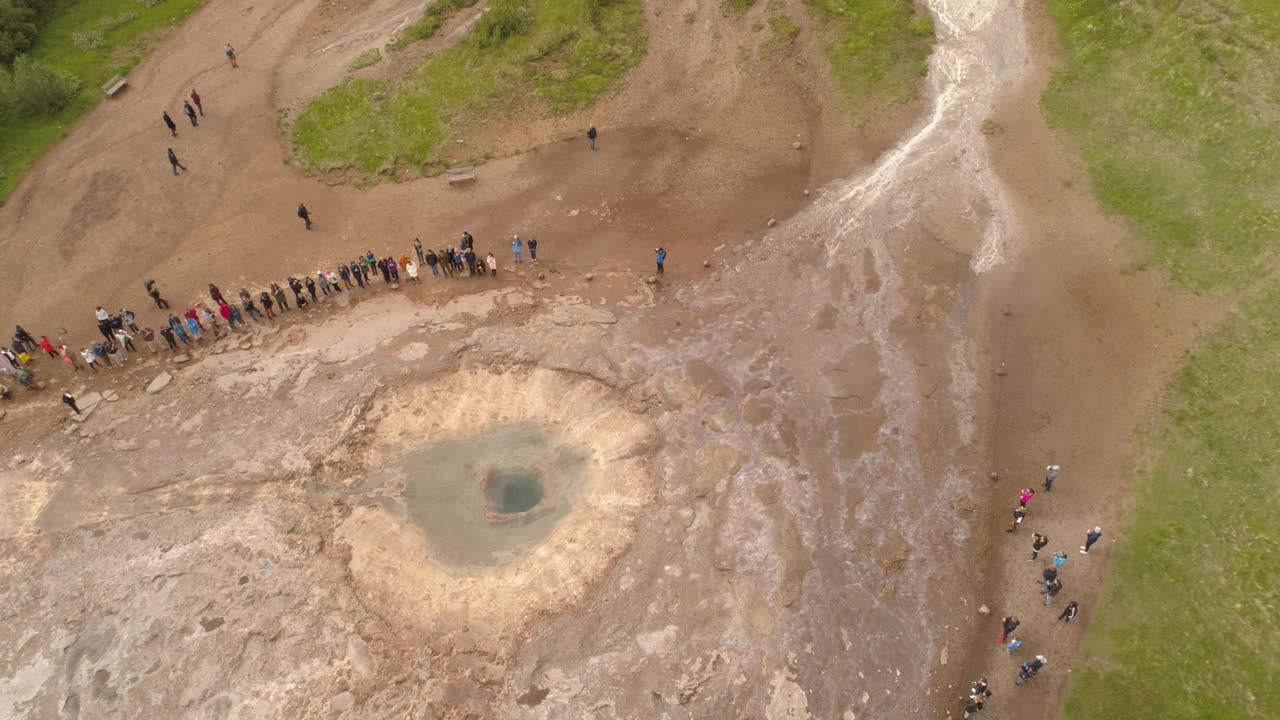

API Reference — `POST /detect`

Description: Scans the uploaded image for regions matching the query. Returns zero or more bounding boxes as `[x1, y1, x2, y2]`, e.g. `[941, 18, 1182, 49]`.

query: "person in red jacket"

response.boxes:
[38, 336, 57, 358]
[190, 88, 204, 116]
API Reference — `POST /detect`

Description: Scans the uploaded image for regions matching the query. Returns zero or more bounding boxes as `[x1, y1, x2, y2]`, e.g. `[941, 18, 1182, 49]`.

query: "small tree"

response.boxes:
[0, 55, 80, 117]
[0, 0, 38, 65]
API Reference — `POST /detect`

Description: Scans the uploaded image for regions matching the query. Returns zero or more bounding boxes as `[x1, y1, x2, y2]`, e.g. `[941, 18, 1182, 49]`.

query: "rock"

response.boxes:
[104, 391, 119, 402]
[703, 260, 711, 268]
[372, 91, 387, 102]
[331, 692, 355, 713]
[537, 272, 546, 280]
[173, 353, 191, 364]
[147, 372, 173, 395]
[767, 218, 777, 227]
[978, 605, 991, 616]
[532, 282, 550, 290]
[238, 340, 252, 351]
[36, 381, 48, 389]
[584, 273, 594, 281]
[71, 406, 96, 423]
[78, 391, 103, 409]
[989, 471, 999, 481]
[548, 304, 617, 326]
[995, 363, 1008, 376]
[645, 276, 658, 284]
[792, 141, 803, 150]
[803, 189, 810, 196]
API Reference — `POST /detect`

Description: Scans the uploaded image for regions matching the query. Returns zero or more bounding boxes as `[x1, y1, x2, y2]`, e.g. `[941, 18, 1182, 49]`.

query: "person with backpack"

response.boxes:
[1015, 656, 1047, 686]
[655, 246, 667, 274]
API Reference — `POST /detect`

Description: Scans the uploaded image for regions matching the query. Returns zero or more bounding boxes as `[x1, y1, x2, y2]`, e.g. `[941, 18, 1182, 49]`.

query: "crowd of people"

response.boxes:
[961, 465, 1105, 717]
[0, 231, 545, 405]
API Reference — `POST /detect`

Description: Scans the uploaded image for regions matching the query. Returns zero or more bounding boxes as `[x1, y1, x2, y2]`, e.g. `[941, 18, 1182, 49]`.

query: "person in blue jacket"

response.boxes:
[655, 247, 667, 275]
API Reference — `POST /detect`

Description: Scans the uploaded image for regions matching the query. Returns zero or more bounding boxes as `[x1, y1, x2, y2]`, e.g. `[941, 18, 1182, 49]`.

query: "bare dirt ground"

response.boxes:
[0, 0, 1216, 718]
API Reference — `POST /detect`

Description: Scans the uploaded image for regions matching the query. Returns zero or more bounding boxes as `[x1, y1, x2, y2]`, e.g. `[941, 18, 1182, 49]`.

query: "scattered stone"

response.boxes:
[792, 141, 803, 150]
[173, 353, 192, 364]
[71, 406, 96, 423]
[995, 363, 1007, 376]
[988, 472, 999, 481]
[331, 692, 355, 713]
[645, 276, 658, 284]
[147, 372, 173, 395]
[114, 440, 139, 452]
[78, 391, 103, 408]
[548, 304, 617, 326]
[238, 340, 252, 351]
[703, 261, 711, 268]
[978, 605, 991, 616]
[104, 391, 119, 402]
[537, 271, 546, 280]
[372, 91, 387, 102]
[767, 218, 777, 227]
[36, 381, 48, 390]
[532, 282, 550, 290]
[584, 273, 594, 281]
[803, 189, 810, 196]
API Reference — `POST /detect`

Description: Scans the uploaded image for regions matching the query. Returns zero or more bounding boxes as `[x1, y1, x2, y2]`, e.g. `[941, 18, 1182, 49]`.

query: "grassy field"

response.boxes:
[810, 0, 934, 108]
[1043, 0, 1280, 292]
[0, 0, 204, 203]
[290, 0, 646, 177]
[1046, 1, 1280, 718]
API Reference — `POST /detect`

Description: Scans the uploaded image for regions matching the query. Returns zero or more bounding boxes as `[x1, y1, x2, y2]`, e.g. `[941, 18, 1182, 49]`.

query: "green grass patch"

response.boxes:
[1046, 2, 1280, 718]
[387, 0, 480, 51]
[0, 0, 204, 203]
[809, 0, 934, 108]
[762, 14, 800, 54]
[729, 0, 756, 11]
[348, 47, 381, 71]
[1062, 283, 1280, 720]
[291, 0, 646, 177]
[1043, 0, 1280, 292]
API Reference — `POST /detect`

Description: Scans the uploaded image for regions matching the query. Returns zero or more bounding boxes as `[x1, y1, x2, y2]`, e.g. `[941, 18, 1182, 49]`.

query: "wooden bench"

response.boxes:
[101, 74, 128, 97]
[446, 166, 476, 185]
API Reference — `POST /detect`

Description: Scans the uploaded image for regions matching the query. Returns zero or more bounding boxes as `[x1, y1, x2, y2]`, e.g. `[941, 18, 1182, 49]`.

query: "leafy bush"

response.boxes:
[136, 0, 163, 7]
[0, 54, 80, 117]
[348, 47, 381, 71]
[390, 0, 480, 50]
[100, 10, 140, 31]
[72, 29, 106, 50]
[0, 0, 38, 64]
[473, 0, 533, 49]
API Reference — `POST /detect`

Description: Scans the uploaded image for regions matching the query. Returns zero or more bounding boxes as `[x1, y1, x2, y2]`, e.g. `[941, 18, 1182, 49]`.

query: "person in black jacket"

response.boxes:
[1058, 600, 1079, 623]
[587, 125, 597, 151]
[297, 203, 312, 230]
[184, 101, 199, 127]
[163, 111, 177, 136]
[999, 615, 1019, 644]
[168, 148, 186, 176]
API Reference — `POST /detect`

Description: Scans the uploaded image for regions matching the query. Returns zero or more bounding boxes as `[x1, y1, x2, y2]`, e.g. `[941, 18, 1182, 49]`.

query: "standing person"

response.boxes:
[425, 249, 439, 277]
[163, 111, 177, 136]
[511, 235, 523, 264]
[183, 306, 204, 330]
[338, 264, 352, 289]
[185, 316, 203, 342]
[14, 326, 37, 352]
[414, 238, 425, 265]
[1043, 578, 1064, 607]
[168, 148, 186, 175]
[527, 236, 538, 262]
[160, 326, 178, 350]
[439, 248, 453, 278]
[190, 88, 204, 115]
[184, 100, 199, 127]
[297, 203, 312, 230]
[350, 261, 365, 288]
[1052, 550, 1069, 569]
[141, 327, 158, 352]
[80, 347, 100, 371]
[218, 300, 233, 328]
[173, 321, 192, 345]
[1008, 505, 1027, 532]
[1029, 532, 1049, 560]
[120, 308, 138, 332]
[146, 279, 170, 309]
[316, 271, 331, 297]
[225, 42, 238, 68]
[1015, 656, 1047, 686]
[209, 283, 224, 304]
[228, 304, 246, 329]
[378, 259, 390, 284]
[1019, 488, 1035, 508]
[587, 125, 597, 151]
[464, 248, 477, 277]
[115, 327, 136, 352]
[655, 246, 667, 274]
[95, 307, 113, 341]
[326, 269, 343, 293]
[1058, 600, 1079, 623]
[405, 259, 419, 282]
[38, 336, 57, 358]
[62, 391, 81, 415]
[272, 283, 289, 310]
[304, 276, 318, 302]
[399, 253, 410, 273]
[1041, 565, 1058, 593]
[486, 252, 497, 277]
[259, 291, 274, 318]
[1044, 464, 1061, 492]
[387, 257, 400, 284]
[58, 345, 81, 370]
[998, 616, 1019, 644]
[1081, 527, 1103, 554]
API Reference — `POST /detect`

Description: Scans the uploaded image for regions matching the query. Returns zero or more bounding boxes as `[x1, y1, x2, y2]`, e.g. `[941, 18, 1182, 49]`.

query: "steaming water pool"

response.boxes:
[380, 422, 591, 567]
